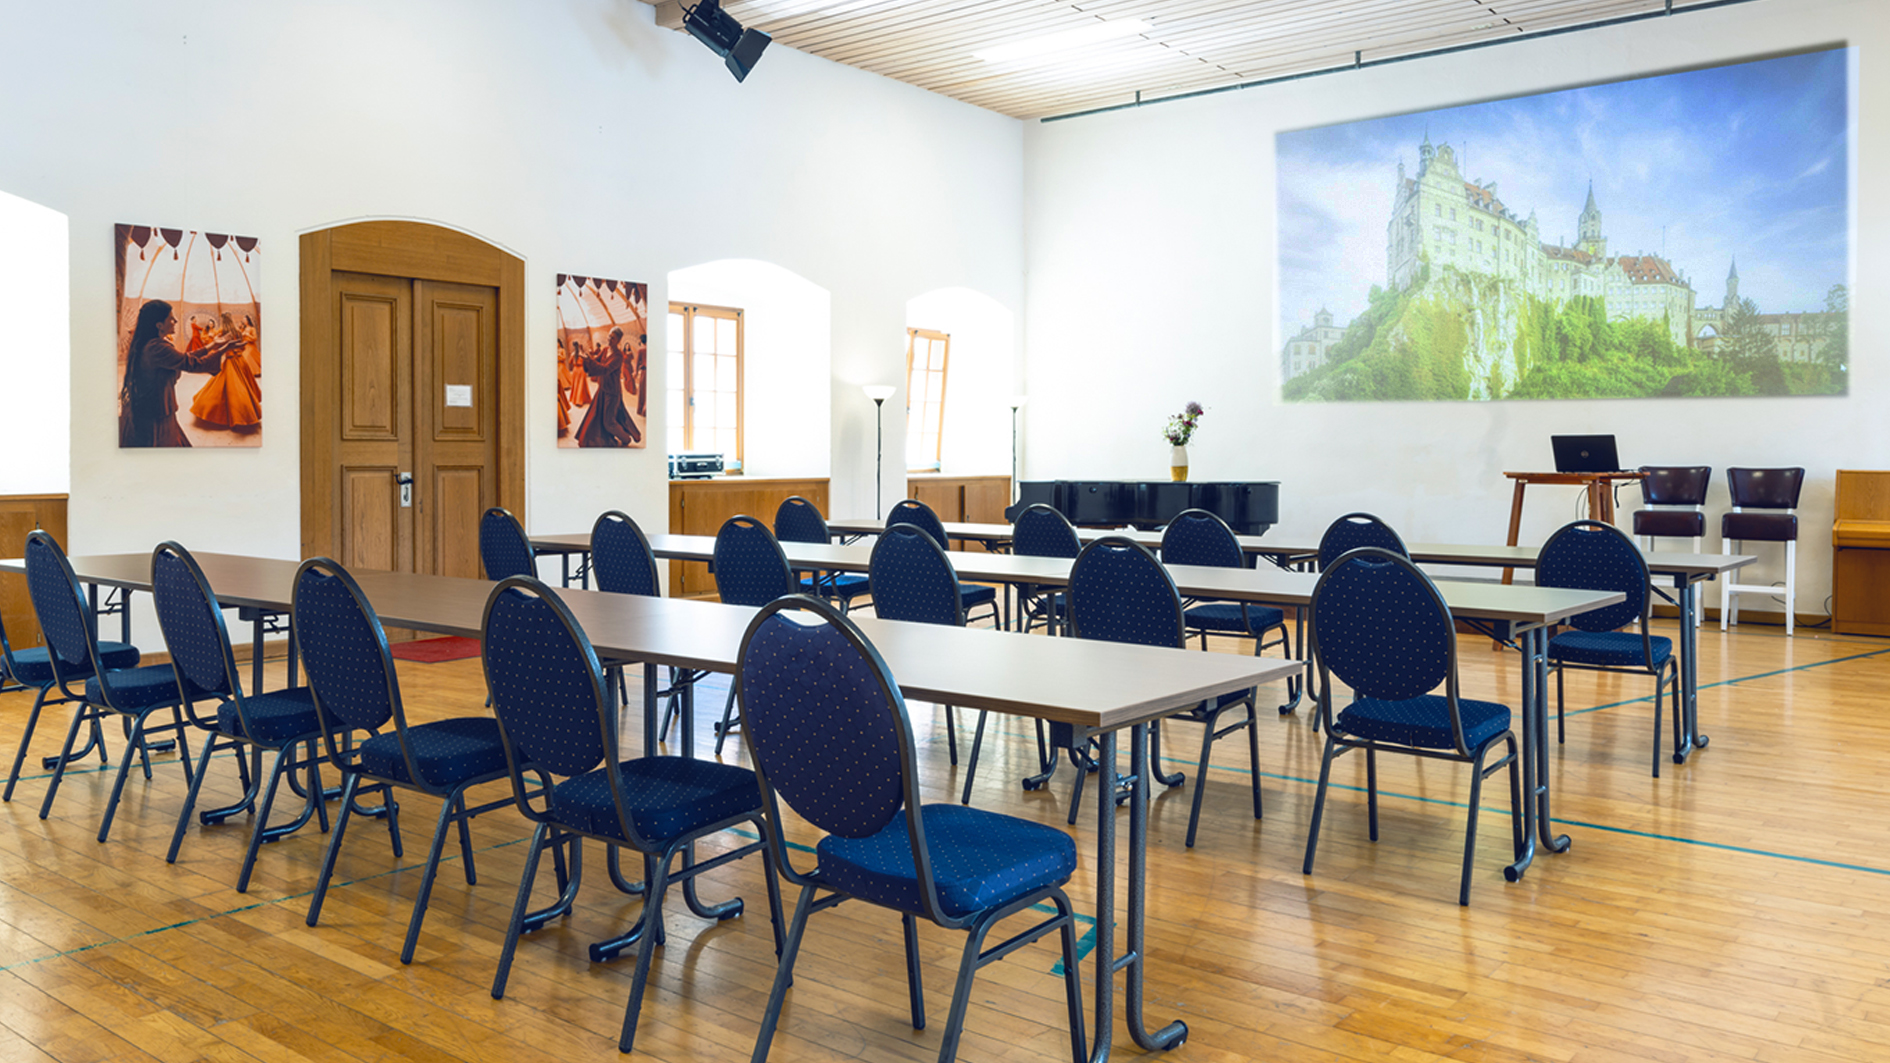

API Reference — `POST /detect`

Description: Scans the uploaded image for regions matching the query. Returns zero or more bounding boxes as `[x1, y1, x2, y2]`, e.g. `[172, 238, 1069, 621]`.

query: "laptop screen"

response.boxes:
[1551, 435, 1621, 473]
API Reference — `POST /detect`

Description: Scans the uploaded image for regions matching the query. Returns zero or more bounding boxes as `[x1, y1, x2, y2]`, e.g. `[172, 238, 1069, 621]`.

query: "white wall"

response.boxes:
[0, 0, 1022, 647]
[906, 287, 1015, 476]
[0, 190, 69, 494]
[1021, 0, 1888, 616]
[668, 259, 831, 479]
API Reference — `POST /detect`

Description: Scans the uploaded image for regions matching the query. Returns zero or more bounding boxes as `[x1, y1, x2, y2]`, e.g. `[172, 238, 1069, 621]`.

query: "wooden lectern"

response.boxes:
[1502, 471, 1646, 584]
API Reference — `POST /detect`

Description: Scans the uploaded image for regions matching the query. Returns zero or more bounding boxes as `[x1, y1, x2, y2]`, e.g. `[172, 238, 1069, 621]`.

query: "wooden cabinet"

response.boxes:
[1833, 470, 1890, 636]
[668, 477, 829, 598]
[0, 495, 69, 656]
[904, 475, 1010, 550]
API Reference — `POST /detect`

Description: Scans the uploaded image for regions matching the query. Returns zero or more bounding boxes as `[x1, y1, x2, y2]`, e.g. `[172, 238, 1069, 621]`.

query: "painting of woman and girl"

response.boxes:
[114, 225, 263, 448]
[556, 274, 649, 448]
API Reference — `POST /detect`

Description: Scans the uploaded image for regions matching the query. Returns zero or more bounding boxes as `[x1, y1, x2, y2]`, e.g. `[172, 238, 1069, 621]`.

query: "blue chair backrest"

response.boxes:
[1012, 503, 1080, 559]
[483, 578, 612, 778]
[293, 559, 400, 734]
[869, 526, 964, 627]
[773, 496, 830, 544]
[23, 531, 98, 682]
[713, 516, 796, 606]
[886, 499, 949, 550]
[1161, 509, 1243, 569]
[738, 599, 909, 840]
[1068, 537, 1184, 649]
[591, 510, 660, 597]
[1536, 520, 1649, 632]
[1318, 513, 1408, 570]
[480, 507, 536, 581]
[1310, 548, 1452, 701]
[150, 543, 237, 701]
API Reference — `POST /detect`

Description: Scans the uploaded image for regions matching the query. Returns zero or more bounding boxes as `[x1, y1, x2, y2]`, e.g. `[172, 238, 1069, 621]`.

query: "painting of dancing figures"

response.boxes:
[115, 225, 262, 447]
[556, 274, 649, 448]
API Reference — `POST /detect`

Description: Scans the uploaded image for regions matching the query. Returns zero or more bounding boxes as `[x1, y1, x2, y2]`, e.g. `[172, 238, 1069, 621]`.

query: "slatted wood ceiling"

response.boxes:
[647, 0, 1731, 119]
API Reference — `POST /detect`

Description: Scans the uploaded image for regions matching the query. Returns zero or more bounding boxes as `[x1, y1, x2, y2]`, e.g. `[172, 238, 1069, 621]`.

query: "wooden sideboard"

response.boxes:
[1833, 470, 1890, 637]
[0, 495, 70, 655]
[668, 477, 829, 598]
[906, 474, 1011, 550]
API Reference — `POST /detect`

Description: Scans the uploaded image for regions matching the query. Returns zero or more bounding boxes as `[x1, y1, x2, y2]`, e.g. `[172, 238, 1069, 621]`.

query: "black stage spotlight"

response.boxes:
[682, 0, 771, 82]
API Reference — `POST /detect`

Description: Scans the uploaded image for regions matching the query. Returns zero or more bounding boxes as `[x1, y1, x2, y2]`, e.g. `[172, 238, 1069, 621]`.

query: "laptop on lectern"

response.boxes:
[1551, 434, 1622, 473]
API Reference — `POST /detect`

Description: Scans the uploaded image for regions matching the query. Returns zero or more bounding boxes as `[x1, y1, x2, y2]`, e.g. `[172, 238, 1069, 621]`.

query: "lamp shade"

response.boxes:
[862, 384, 896, 402]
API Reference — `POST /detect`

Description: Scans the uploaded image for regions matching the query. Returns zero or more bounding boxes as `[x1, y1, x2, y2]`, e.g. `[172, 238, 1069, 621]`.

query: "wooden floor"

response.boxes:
[2, 616, 1888, 1062]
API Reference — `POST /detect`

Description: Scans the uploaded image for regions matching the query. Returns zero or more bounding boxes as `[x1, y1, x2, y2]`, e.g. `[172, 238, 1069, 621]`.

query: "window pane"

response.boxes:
[667, 389, 684, 430]
[927, 371, 944, 404]
[717, 353, 737, 393]
[694, 313, 715, 353]
[718, 391, 737, 430]
[694, 354, 716, 409]
[667, 349, 682, 388]
[668, 313, 685, 352]
[718, 317, 737, 354]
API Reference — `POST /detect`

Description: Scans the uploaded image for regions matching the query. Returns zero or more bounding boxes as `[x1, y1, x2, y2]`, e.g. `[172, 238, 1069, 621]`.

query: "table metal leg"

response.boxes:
[1506, 625, 1539, 881]
[643, 664, 658, 755]
[252, 614, 267, 696]
[1124, 720, 1186, 1052]
[1087, 730, 1116, 1062]
[1528, 626, 1570, 857]
[1674, 576, 1709, 761]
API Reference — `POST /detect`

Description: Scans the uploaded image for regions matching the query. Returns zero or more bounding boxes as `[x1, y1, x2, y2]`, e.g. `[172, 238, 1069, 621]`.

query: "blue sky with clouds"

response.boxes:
[1276, 48, 1850, 342]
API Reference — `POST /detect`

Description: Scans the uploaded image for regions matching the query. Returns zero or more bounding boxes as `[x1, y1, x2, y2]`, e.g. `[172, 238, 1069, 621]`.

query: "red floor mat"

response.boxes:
[388, 636, 482, 663]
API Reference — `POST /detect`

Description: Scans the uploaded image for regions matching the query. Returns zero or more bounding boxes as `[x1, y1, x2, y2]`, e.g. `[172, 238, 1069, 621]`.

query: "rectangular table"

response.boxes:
[5, 551, 1292, 1062]
[537, 531, 1623, 881]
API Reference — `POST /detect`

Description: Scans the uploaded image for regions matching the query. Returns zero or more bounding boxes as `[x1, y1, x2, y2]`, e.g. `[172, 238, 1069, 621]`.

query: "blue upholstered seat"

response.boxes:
[820, 803, 1077, 919]
[84, 663, 183, 710]
[1304, 546, 1520, 906]
[357, 717, 508, 786]
[1537, 519, 1680, 777]
[550, 756, 763, 843]
[1182, 601, 1286, 634]
[213, 687, 321, 742]
[6, 642, 138, 686]
[1548, 630, 1673, 668]
[1338, 695, 1511, 751]
[775, 496, 873, 609]
[482, 575, 778, 1054]
[294, 558, 522, 965]
[736, 597, 1086, 1063]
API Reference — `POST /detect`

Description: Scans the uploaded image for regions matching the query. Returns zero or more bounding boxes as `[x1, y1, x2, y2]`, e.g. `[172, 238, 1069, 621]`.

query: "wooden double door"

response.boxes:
[301, 222, 524, 579]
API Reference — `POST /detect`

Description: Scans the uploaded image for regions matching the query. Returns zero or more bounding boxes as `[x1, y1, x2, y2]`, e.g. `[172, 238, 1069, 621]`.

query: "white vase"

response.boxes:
[1169, 444, 1189, 482]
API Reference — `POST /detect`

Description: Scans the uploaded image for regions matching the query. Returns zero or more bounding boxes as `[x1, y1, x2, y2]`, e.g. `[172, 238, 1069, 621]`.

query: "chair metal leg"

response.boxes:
[455, 792, 477, 881]
[1246, 702, 1263, 822]
[38, 701, 96, 821]
[617, 853, 674, 1053]
[903, 912, 926, 1030]
[714, 684, 738, 756]
[1053, 891, 1088, 1063]
[751, 880, 820, 1063]
[5, 684, 58, 802]
[1184, 714, 1217, 849]
[1460, 744, 1490, 907]
[1301, 734, 1341, 875]
[1556, 665, 1566, 744]
[98, 709, 163, 843]
[1148, 721, 1184, 789]
[306, 772, 362, 930]
[1505, 735, 1524, 858]
[1652, 669, 1665, 779]
[399, 786, 463, 964]
[943, 705, 958, 766]
[494, 822, 551, 1000]
[1365, 746, 1379, 842]
[167, 733, 223, 863]
[236, 746, 298, 893]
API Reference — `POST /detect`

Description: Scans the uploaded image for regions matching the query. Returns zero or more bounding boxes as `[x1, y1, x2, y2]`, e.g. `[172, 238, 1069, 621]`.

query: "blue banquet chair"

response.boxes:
[2, 562, 139, 802]
[886, 499, 999, 628]
[868, 525, 986, 800]
[25, 531, 196, 844]
[480, 506, 537, 580]
[1316, 512, 1409, 570]
[593, 509, 701, 743]
[150, 541, 333, 890]
[481, 575, 781, 1053]
[293, 556, 516, 963]
[736, 594, 1086, 1063]
[1302, 547, 1521, 906]
[710, 515, 799, 755]
[775, 495, 871, 612]
[1011, 502, 1080, 635]
[1536, 520, 1680, 777]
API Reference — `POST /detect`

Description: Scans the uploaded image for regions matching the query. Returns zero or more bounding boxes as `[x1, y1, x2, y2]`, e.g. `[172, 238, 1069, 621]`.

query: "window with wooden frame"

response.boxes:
[666, 302, 743, 467]
[904, 327, 949, 470]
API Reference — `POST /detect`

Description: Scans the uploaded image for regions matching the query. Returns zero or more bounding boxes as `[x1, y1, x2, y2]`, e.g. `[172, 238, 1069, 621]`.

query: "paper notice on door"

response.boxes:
[445, 385, 473, 408]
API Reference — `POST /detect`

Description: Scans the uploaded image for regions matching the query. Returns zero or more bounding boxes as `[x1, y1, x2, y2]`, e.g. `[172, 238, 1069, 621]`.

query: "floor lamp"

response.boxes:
[1009, 395, 1027, 504]
[863, 385, 896, 518]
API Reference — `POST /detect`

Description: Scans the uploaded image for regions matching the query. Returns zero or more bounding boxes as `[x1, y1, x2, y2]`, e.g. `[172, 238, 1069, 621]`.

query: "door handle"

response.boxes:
[397, 472, 414, 508]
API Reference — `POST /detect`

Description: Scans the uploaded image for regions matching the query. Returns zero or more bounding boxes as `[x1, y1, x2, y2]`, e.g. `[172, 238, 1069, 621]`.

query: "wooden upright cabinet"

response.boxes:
[0, 495, 69, 654]
[1833, 470, 1890, 636]
[905, 474, 1011, 549]
[668, 477, 829, 598]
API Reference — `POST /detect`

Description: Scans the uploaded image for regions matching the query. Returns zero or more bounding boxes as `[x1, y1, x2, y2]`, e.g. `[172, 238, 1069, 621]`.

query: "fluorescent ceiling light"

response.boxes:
[973, 19, 1150, 64]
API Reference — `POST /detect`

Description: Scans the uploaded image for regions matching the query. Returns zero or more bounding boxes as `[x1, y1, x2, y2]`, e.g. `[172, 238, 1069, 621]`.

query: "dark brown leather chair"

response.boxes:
[1720, 467, 1806, 635]
[1633, 467, 1711, 629]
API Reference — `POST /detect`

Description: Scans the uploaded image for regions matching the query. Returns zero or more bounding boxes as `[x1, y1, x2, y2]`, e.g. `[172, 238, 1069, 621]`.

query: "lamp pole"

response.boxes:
[1009, 395, 1027, 504]
[863, 385, 896, 519]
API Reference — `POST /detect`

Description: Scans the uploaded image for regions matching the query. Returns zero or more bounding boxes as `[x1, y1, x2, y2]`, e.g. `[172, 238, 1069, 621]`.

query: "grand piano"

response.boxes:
[1004, 480, 1279, 536]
